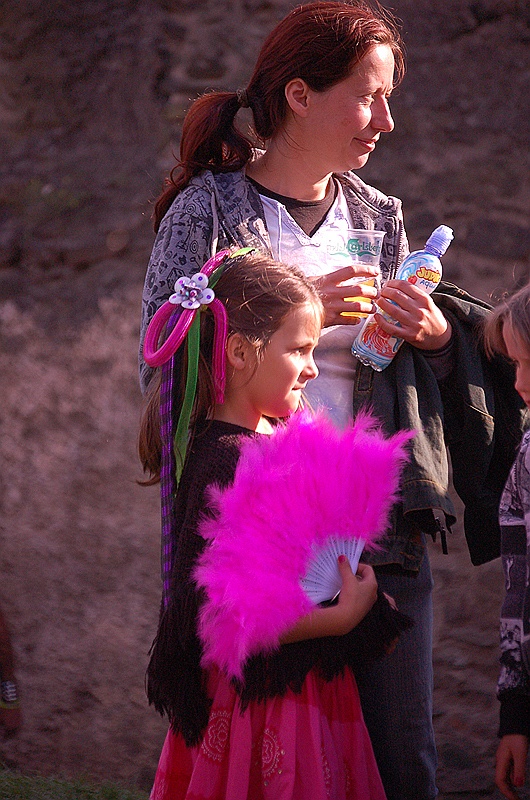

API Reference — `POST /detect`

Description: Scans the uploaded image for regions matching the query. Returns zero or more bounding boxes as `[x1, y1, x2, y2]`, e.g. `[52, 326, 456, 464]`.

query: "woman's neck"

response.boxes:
[247, 142, 332, 202]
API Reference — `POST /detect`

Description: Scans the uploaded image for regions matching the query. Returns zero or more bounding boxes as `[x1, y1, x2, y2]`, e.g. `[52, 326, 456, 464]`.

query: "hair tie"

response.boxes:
[236, 88, 250, 108]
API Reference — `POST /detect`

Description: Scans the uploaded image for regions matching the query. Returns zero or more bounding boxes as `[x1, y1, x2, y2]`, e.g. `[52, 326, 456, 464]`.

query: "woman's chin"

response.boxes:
[347, 153, 371, 172]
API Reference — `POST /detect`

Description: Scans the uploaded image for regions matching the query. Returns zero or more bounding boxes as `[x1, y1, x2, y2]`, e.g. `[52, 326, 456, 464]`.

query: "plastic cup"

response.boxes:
[342, 276, 378, 317]
[324, 229, 385, 317]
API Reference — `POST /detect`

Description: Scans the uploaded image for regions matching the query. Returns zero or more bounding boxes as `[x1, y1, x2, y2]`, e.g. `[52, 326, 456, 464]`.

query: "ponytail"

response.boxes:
[153, 92, 254, 231]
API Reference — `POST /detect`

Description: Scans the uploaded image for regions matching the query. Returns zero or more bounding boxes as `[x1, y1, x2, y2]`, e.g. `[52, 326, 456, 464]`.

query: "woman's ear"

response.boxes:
[284, 78, 311, 117]
[226, 333, 252, 371]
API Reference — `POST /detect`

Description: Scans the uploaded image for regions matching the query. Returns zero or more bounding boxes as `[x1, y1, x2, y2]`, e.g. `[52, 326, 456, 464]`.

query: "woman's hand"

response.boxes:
[496, 735, 529, 800]
[280, 558, 378, 644]
[311, 265, 380, 327]
[375, 279, 452, 350]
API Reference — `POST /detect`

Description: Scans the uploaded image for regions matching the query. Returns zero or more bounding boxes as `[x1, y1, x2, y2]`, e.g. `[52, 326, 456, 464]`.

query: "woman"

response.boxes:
[140, 3, 525, 798]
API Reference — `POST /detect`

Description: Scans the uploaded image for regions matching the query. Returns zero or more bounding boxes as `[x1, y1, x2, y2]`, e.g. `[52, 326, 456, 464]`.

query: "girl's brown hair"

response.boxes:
[138, 252, 324, 482]
[484, 284, 530, 360]
[153, 1, 405, 230]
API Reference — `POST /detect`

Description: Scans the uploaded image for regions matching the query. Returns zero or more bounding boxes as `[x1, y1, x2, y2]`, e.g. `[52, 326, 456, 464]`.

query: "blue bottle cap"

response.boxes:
[425, 225, 453, 256]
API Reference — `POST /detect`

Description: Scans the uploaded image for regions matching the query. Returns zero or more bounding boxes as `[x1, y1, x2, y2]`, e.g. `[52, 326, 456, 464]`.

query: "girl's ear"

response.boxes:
[284, 78, 311, 117]
[226, 333, 253, 371]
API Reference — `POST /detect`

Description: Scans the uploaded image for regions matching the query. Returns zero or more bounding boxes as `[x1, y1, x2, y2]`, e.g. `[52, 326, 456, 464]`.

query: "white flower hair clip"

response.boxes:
[169, 273, 215, 310]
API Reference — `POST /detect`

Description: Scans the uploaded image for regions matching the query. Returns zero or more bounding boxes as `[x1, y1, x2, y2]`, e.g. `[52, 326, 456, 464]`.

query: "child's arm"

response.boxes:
[496, 734, 529, 800]
[280, 558, 378, 644]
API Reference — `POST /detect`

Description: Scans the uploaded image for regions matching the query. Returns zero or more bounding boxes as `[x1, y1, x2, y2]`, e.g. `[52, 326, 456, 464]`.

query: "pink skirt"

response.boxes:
[150, 667, 386, 800]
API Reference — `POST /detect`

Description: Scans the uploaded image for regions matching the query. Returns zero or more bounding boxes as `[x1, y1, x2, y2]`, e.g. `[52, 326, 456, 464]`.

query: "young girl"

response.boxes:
[139, 249, 396, 800]
[484, 285, 530, 800]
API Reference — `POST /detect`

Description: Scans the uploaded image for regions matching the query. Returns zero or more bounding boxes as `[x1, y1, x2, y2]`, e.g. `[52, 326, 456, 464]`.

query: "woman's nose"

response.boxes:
[372, 96, 394, 133]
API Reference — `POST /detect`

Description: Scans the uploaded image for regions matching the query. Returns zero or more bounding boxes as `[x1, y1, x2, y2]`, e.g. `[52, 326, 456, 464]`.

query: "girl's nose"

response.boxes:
[515, 369, 528, 398]
[304, 354, 319, 380]
[372, 96, 394, 133]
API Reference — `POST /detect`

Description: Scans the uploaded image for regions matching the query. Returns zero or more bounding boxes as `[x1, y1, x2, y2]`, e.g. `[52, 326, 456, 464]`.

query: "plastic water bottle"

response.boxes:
[351, 225, 454, 371]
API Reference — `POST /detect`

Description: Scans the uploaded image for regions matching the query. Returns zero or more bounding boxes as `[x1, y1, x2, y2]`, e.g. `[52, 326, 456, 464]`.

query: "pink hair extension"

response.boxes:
[209, 300, 228, 404]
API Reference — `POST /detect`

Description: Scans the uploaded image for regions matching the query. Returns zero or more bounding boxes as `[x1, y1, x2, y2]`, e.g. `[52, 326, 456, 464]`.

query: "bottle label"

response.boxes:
[399, 254, 441, 292]
[351, 317, 403, 370]
[351, 246, 443, 371]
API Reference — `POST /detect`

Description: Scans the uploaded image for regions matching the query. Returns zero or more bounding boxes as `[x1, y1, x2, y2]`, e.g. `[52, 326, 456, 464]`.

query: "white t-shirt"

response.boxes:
[260, 184, 362, 429]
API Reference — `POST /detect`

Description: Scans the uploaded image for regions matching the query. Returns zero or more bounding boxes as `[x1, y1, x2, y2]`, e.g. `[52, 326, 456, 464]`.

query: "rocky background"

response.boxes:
[0, 0, 529, 796]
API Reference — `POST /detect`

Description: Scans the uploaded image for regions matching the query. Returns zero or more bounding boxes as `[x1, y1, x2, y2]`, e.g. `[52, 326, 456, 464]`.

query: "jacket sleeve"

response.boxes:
[498, 438, 530, 737]
[434, 286, 528, 565]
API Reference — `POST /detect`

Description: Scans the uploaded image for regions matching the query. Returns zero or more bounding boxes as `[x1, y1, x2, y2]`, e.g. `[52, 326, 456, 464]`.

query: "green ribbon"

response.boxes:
[172, 246, 254, 483]
[173, 313, 201, 484]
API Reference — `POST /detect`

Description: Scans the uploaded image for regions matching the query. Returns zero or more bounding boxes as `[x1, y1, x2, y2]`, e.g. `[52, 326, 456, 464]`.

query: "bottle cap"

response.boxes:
[425, 225, 454, 256]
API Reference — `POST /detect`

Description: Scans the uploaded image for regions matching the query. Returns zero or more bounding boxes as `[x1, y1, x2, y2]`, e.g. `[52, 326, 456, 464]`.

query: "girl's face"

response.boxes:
[298, 44, 395, 175]
[503, 319, 530, 408]
[235, 303, 320, 431]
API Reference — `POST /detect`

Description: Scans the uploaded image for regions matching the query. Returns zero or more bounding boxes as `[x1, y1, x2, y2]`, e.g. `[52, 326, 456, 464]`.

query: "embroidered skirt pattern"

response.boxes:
[150, 667, 386, 800]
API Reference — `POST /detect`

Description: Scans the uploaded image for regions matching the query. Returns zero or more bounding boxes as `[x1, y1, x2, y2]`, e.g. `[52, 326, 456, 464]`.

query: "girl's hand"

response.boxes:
[496, 735, 529, 800]
[331, 559, 378, 636]
[375, 279, 452, 350]
[280, 558, 378, 644]
[311, 265, 380, 326]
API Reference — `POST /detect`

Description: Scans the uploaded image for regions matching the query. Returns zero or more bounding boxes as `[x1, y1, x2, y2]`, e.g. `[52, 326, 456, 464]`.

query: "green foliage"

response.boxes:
[0, 768, 149, 800]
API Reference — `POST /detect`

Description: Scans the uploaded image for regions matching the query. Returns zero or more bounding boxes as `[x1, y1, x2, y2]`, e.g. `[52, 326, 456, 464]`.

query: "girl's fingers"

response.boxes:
[355, 562, 375, 580]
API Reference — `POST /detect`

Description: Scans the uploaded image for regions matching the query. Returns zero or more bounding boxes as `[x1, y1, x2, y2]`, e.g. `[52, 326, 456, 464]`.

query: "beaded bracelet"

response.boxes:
[0, 679, 20, 708]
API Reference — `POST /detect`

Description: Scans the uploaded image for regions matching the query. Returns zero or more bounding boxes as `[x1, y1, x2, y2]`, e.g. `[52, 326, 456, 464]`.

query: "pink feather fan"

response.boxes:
[195, 412, 412, 680]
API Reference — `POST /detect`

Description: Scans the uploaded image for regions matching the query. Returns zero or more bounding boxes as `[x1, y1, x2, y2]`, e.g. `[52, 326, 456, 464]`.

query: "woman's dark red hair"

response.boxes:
[154, 1, 405, 230]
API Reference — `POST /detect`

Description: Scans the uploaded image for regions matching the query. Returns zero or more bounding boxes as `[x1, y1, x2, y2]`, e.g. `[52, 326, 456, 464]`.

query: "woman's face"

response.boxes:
[298, 44, 396, 175]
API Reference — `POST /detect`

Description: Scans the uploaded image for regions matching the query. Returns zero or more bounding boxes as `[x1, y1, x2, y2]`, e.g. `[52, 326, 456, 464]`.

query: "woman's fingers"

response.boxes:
[311, 266, 380, 326]
[375, 279, 450, 349]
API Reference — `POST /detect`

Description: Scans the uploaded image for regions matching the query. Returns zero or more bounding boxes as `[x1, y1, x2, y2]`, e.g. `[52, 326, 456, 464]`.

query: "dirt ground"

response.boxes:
[0, 1, 529, 797]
